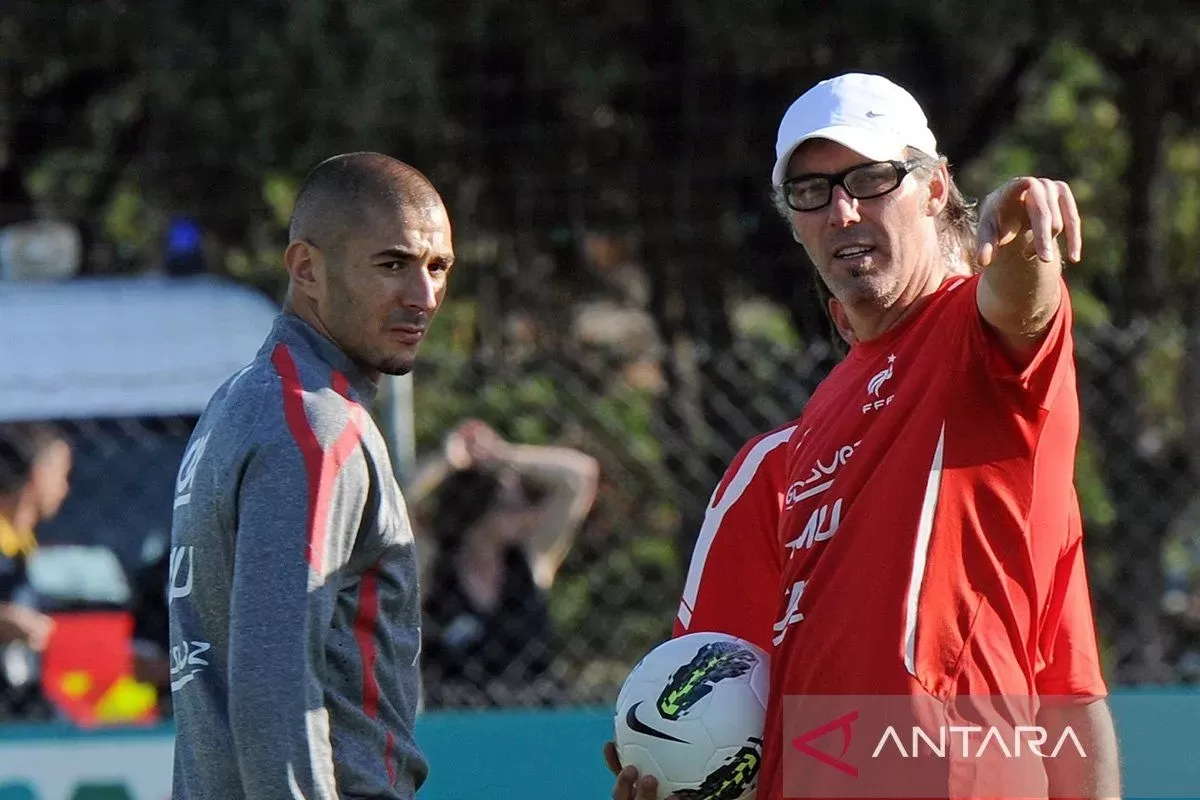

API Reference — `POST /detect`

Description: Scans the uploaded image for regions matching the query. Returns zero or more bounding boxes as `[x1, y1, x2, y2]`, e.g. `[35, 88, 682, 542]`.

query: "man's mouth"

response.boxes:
[389, 325, 427, 343]
[834, 245, 875, 260]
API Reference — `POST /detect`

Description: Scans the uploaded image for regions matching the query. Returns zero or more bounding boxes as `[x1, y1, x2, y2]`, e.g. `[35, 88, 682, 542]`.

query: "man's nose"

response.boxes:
[402, 265, 439, 312]
[827, 186, 862, 227]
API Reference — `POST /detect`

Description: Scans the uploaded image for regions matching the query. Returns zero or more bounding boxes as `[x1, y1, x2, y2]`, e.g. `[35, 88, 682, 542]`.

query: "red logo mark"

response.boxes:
[791, 709, 859, 778]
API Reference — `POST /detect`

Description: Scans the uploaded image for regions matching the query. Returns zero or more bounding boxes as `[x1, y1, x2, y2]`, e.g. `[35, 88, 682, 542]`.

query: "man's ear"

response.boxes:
[284, 240, 322, 298]
[926, 162, 950, 217]
[828, 298, 856, 346]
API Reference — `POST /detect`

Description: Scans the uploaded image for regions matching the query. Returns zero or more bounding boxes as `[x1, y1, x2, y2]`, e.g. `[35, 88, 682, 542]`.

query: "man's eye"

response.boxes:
[790, 182, 826, 203]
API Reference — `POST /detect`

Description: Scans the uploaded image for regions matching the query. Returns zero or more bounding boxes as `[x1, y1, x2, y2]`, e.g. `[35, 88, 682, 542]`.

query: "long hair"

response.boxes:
[906, 149, 979, 275]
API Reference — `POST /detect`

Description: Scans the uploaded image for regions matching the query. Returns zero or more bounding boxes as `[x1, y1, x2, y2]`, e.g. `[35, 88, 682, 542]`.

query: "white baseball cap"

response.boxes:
[771, 73, 939, 186]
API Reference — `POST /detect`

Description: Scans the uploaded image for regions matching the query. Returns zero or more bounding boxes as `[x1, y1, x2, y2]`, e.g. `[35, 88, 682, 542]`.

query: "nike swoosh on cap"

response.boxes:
[626, 701, 691, 744]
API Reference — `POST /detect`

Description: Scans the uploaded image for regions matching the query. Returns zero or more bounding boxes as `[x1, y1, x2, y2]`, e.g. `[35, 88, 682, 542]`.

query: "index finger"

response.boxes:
[1022, 182, 1055, 261]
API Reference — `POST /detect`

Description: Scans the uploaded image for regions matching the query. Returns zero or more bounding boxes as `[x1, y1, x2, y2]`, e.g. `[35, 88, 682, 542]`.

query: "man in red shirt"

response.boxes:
[608, 73, 1119, 800]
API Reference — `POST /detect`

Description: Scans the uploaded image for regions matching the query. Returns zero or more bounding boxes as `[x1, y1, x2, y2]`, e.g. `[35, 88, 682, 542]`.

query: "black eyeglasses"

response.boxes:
[780, 159, 918, 212]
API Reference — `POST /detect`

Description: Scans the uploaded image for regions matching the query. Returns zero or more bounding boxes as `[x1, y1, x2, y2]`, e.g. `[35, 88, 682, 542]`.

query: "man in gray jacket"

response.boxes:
[169, 152, 455, 799]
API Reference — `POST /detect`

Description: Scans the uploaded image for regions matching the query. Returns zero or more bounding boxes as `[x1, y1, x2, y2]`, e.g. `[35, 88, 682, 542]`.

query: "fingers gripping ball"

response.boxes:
[614, 633, 770, 800]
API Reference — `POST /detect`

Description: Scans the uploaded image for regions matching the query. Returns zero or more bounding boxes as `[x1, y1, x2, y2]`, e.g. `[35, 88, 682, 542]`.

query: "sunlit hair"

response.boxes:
[904, 148, 979, 276]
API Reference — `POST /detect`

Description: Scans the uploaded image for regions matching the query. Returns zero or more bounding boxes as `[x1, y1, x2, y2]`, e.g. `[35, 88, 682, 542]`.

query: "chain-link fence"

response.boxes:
[405, 311, 840, 709]
[0, 313, 1197, 721]
[403, 314, 1199, 708]
[2, 2, 1199, 723]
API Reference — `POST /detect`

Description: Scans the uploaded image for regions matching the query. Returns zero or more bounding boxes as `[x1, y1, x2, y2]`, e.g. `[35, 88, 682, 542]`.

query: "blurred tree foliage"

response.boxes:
[3, 0, 1199, 688]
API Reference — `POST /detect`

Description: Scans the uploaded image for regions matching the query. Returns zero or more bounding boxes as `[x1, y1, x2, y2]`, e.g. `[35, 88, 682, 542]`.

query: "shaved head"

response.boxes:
[288, 152, 445, 255]
[282, 152, 455, 379]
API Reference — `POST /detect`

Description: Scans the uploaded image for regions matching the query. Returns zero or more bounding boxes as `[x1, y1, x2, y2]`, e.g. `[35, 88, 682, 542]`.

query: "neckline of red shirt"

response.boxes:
[844, 274, 970, 362]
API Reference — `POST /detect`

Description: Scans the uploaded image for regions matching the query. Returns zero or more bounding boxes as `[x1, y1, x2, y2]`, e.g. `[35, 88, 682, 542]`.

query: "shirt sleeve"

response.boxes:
[673, 424, 796, 654]
[226, 432, 368, 798]
[1035, 513, 1107, 698]
[965, 274, 1075, 413]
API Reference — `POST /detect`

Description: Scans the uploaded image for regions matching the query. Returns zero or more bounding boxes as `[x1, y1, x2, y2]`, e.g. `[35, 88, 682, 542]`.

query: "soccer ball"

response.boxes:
[613, 632, 769, 800]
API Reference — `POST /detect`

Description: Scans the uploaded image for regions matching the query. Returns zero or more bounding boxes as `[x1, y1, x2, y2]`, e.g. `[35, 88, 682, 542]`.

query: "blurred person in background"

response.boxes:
[411, 419, 599, 707]
[0, 422, 71, 721]
[169, 152, 453, 800]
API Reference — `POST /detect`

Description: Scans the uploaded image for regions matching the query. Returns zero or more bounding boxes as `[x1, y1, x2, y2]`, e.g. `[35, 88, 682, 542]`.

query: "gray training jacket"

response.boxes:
[168, 312, 427, 799]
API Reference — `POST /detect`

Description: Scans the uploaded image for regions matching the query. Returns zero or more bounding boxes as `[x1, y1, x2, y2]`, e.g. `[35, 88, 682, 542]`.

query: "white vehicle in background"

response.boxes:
[0, 269, 279, 727]
[1, 273, 280, 570]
